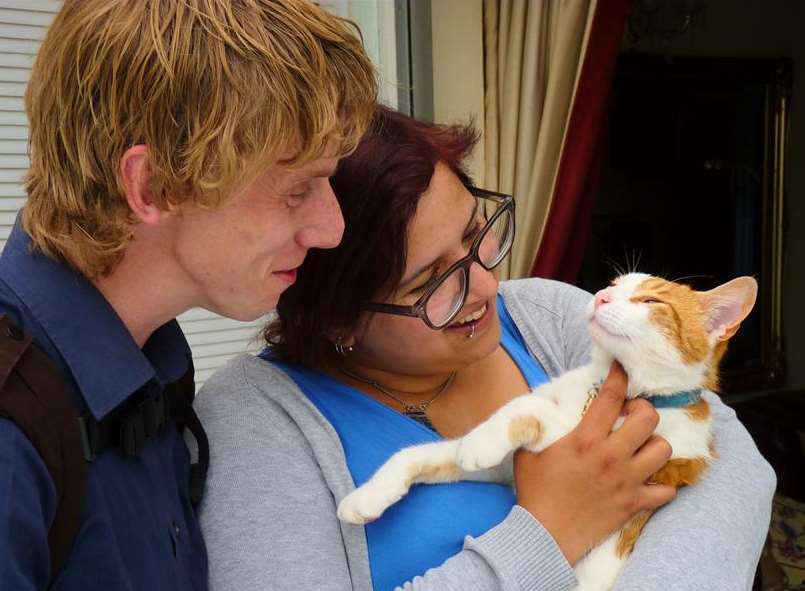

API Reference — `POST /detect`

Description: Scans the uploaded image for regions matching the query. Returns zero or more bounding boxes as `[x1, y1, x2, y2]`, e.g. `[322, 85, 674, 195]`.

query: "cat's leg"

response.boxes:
[573, 511, 653, 591]
[456, 394, 573, 471]
[572, 533, 624, 591]
[338, 439, 473, 524]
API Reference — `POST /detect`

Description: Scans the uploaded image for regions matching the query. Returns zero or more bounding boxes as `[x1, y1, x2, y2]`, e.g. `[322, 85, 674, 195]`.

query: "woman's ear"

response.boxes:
[332, 332, 357, 348]
[331, 333, 357, 356]
[120, 145, 169, 226]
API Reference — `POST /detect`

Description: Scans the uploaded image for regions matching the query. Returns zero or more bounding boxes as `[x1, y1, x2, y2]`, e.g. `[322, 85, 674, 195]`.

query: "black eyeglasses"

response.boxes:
[364, 187, 515, 329]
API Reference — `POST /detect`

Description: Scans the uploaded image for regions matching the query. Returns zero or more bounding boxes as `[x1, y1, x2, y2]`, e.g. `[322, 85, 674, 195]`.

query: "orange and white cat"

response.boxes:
[337, 273, 758, 591]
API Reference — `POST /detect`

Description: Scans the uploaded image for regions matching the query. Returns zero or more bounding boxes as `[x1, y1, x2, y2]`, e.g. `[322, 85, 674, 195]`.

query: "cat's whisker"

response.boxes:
[669, 274, 714, 285]
[607, 257, 626, 278]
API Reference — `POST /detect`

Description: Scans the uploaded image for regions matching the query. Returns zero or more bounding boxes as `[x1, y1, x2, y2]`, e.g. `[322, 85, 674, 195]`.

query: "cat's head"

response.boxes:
[587, 273, 757, 396]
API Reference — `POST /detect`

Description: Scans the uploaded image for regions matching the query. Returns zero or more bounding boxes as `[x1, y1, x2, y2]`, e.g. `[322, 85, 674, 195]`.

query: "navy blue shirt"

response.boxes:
[0, 217, 207, 590]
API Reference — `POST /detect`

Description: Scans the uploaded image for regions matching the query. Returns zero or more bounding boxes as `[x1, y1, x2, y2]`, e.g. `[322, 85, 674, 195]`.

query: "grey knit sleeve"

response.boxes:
[195, 358, 357, 591]
[195, 354, 578, 591]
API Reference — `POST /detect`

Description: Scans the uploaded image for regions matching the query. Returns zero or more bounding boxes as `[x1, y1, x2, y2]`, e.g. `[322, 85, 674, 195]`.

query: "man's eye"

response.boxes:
[285, 185, 311, 206]
[290, 181, 314, 196]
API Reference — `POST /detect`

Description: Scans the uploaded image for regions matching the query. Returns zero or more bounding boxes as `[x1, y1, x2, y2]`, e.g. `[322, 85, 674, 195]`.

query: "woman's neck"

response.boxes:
[328, 356, 457, 403]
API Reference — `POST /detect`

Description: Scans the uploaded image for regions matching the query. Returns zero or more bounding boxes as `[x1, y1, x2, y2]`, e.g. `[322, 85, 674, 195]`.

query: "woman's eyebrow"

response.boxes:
[400, 196, 480, 288]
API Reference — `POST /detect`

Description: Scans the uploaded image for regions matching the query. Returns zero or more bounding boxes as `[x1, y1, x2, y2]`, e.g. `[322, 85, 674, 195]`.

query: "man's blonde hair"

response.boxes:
[23, 0, 377, 277]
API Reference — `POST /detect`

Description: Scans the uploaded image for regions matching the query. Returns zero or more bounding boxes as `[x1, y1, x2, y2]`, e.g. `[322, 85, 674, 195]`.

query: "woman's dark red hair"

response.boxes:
[265, 105, 479, 366]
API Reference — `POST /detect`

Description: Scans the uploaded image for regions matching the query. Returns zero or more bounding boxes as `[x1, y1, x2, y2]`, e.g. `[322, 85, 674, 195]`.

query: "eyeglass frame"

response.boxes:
[363, 186, 515, 330]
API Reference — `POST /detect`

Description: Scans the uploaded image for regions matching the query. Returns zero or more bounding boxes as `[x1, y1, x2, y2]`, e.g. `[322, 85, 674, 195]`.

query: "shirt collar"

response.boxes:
[0, 217, 190, 420]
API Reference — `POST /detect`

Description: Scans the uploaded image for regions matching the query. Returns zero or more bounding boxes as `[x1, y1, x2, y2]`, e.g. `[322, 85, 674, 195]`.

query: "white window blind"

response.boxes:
[0, 1, 264, 387]
[0, 1, 58, 252]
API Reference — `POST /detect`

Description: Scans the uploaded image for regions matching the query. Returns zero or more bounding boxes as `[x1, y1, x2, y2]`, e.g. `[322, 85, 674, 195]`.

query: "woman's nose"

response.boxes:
[468, 260, 498, 297]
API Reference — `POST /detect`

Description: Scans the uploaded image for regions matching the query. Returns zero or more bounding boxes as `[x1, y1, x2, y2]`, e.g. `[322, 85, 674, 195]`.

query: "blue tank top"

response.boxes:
[264, 295, 548, 590]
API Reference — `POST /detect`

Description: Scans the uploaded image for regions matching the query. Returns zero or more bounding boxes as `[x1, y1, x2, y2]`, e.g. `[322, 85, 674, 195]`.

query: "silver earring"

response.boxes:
[334, 342, 355, 356]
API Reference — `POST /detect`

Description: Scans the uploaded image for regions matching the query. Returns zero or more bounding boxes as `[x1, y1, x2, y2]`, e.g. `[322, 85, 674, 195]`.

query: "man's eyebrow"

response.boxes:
[400, 195, 480, 288]
[296, 161, 338, 179]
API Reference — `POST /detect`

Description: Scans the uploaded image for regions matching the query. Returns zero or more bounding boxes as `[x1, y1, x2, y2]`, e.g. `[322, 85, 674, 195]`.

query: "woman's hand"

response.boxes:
[513, 363, 676, 565]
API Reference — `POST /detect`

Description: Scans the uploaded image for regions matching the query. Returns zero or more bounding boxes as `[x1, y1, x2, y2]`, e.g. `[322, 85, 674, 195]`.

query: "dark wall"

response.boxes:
[624, 0, 805, 390]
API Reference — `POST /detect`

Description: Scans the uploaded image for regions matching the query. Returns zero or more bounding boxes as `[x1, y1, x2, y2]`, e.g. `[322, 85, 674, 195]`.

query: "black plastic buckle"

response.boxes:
[120, 415, 146, 457]
[77, 416, 99, 462]
[140, 392, 170, 440]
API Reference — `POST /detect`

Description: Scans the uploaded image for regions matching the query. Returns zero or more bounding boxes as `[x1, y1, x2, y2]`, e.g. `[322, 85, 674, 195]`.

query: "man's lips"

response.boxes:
[273, 268, 298, 284]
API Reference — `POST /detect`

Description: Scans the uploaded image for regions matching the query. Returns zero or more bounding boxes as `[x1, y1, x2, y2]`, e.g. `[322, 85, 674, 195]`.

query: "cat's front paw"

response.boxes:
[337, 482, 403, 525]
[456, 423, 513, 472]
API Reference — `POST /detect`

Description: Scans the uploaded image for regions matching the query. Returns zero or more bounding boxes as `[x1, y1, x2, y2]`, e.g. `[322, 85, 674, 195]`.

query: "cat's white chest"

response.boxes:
[654, 406, 713, 459]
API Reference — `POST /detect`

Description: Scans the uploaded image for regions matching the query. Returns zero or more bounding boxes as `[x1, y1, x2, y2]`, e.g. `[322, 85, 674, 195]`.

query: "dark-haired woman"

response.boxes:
[196, 107, 774, 591]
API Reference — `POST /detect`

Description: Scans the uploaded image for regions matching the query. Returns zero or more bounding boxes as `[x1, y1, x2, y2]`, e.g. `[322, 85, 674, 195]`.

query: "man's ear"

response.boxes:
[120, 145, 169, 226]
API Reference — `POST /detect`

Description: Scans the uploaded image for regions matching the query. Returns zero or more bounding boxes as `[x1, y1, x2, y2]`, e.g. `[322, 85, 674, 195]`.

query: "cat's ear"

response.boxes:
[698, 277, 758, 342]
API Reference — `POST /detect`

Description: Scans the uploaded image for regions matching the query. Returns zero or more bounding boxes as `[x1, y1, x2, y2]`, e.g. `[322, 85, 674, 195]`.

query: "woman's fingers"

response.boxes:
[630, 434, 673, 480]
[576, 362, 628, 441]
[610, 398, 660, 456]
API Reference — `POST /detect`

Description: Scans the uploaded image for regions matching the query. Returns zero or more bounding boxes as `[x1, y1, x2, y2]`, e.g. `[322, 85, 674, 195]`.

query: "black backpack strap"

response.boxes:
[166, 364, 209, 506]
[76, 355, 209, 507]
[0, 314, 87, 578]
[0, 314, 210, 584]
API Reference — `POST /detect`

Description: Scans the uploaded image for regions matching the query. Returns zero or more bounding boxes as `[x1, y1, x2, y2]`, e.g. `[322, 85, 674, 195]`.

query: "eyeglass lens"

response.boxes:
[425, 206, 514, 327]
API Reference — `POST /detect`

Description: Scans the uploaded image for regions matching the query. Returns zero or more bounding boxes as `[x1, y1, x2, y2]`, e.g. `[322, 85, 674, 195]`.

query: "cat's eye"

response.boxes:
[641, 297, 662, 304]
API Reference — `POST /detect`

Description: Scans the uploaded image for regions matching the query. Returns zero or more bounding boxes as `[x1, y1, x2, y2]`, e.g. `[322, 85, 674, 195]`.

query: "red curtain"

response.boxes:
[530, 0, 631, 282]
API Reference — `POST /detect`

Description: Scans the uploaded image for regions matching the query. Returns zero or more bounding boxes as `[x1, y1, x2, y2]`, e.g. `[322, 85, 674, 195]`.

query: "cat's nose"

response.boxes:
[594, 290, 612, 310]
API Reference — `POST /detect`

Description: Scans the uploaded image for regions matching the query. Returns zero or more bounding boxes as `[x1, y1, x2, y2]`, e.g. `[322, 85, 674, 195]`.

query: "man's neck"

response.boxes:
[91, 241, 194, 348]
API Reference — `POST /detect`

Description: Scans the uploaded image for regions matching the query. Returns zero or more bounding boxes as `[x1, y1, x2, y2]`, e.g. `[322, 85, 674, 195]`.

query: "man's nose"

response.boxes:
[296, 181, 345, 250]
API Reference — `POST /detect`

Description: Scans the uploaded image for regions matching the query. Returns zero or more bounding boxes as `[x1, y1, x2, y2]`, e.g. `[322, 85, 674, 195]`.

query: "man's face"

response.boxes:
[168, 154, 344, 321]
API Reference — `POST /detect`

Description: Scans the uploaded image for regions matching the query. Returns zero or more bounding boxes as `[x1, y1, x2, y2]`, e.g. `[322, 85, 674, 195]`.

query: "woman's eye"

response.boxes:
[410, 278, 434, 295]
[463, 221, 484, 243]
[409, 270, 442, 296]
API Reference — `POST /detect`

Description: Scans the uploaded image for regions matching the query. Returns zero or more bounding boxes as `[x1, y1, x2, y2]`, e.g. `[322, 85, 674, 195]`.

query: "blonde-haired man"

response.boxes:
[0, 1, 376, 588]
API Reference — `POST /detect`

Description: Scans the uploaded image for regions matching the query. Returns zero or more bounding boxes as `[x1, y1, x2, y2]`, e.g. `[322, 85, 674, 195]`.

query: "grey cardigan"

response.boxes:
[194, 278, 776, 591]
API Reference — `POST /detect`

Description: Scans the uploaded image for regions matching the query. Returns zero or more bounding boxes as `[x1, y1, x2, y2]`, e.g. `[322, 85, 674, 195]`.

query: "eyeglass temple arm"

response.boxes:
[363, 302, 423, 318]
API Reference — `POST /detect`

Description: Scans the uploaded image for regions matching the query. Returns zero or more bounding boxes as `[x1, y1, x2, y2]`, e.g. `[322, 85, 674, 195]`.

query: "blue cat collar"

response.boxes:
[642, 390, 703, 409]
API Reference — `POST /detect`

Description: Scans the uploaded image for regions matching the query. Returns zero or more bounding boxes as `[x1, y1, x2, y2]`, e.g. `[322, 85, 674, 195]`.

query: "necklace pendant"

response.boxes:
[406, 409, 436, 431]
[581, 392, 597, 416]
[581, 380, 604, 417]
